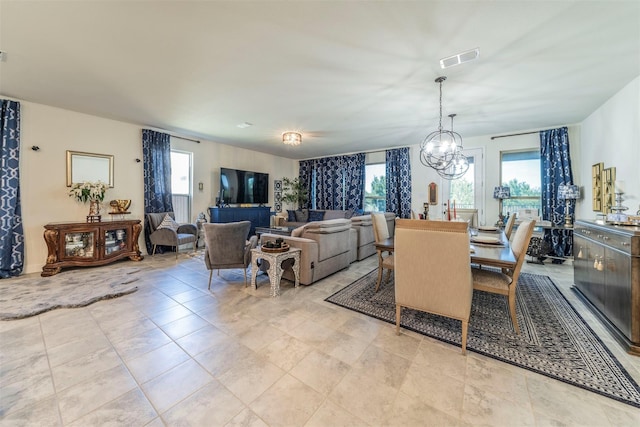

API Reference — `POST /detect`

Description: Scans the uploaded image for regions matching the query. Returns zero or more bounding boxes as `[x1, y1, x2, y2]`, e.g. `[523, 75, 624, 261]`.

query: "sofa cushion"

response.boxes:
[308, 210, 325, 222]
[294, 209, 309, 222]
[351, 214, 372, 226]
[323, 209, 354, 220]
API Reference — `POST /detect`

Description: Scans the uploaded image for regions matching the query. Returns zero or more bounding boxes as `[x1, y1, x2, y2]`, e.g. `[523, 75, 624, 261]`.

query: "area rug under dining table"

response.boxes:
[325, 269, 640, 408]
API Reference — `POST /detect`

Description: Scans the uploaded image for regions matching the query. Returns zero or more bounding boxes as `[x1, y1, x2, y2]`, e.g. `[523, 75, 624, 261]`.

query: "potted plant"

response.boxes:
[281, 177, 309, 210]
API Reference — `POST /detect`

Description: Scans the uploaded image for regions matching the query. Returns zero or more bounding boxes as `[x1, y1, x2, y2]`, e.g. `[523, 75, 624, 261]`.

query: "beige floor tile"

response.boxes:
[217, 353, 285, 405]
[161, 380, 245, 426]
[383, 391, 469, 427]
[237, 322, 286, 351]
[146, 304, 194, 326]
[110, 327, 172, 360]
[0, 351, 49, 388]
[413, 338, 469, 383]
[57, 364, 137, 424]
[0, 395, 61, 426]
[328, 369, 399, 426]
[290, 349, 351, 395]
[250, 374, 324, 427]
[68, 388, 157, 426]
[175, 323, 229, 356]
[225, 408, 269, 427]
[51, 346, 122, 391]
[371, 326, 422, 360]
[351, 344, 413, 389]
[464, 355, 531, 406]
[159, 313, 209, 340]
[141, 359, 213, 413]
[194, 339, 256, 377]
[0, 370, 56, 417]
[317, 330, 370, 366]
[126, 342, 191, 384]
[461, 383, 536, 426]
[289, 319, 337, 348]
[304, 400, 368, 427]
[0, 322, 46, 366]
[259, 335, 313, 372]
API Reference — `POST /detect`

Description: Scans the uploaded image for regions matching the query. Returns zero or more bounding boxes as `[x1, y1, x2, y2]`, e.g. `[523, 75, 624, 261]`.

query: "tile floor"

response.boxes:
[2, 252, 640, 426]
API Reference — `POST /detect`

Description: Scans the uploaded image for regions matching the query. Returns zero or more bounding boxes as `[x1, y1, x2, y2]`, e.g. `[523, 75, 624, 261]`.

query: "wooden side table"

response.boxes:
[250, 247, 301, 297]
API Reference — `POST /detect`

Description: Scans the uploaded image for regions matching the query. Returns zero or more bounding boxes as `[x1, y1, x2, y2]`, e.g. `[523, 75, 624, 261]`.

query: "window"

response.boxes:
[364, 163, 386, 212]
[170, 150, 192, 223]
[449, 156, 475, 209]
[500, 150, 541, 217]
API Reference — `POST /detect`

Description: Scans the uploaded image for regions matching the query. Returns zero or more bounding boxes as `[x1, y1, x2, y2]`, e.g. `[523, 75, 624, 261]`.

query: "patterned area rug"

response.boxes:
[326, 269, 640, 408]
[0, 265, 145, 320]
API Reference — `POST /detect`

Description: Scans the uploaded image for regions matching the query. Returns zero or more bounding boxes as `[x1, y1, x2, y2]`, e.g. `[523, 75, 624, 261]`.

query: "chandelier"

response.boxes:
[419, 77, 468, 180]
[282, 131, 302, 146]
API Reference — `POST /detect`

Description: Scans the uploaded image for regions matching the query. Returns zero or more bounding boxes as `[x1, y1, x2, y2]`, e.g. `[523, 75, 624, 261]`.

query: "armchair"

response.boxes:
[146, 212, 198, 257]
[202, 221, 258, 289]
[395, 219, 473, 354]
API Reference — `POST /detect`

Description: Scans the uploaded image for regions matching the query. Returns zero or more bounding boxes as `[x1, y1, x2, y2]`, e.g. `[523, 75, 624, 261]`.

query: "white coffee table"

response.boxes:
[250, 247, 301, 297]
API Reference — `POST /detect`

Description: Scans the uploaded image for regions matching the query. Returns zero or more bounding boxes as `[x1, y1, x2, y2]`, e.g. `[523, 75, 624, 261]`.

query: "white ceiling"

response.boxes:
[1, 1, 638, 160]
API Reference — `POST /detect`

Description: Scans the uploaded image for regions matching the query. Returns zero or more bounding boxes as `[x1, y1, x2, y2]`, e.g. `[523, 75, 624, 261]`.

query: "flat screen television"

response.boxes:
[220, 167, 269, 205]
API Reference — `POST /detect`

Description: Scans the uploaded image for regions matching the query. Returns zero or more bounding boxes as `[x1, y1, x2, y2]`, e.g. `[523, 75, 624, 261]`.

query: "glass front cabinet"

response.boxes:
[43, 220, 143, 276]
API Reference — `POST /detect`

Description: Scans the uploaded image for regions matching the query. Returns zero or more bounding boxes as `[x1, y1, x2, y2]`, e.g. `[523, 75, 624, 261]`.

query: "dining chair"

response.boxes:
[455, 208, 478, 228]
[471, 219, 535, 334]
[504, 213, 517, 240]
[202, 221, 258, 289]
[394, 219, 473, 354]
[371, 212, 394, 292]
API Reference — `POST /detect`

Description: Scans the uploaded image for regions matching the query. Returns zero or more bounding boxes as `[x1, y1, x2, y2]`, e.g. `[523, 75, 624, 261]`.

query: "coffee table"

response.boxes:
[250, 247, 301, 297]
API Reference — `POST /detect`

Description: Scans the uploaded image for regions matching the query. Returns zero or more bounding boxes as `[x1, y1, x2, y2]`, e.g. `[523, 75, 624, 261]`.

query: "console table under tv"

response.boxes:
[208, 207, 271, 236]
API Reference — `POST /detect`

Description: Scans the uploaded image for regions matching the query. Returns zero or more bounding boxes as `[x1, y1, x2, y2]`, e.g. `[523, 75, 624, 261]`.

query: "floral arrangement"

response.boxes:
[68, 181, 108, 203]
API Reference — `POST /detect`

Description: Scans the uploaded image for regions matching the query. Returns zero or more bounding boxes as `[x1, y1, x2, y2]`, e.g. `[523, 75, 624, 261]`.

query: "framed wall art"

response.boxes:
[66, 150, 114, 187]
[603, 166, 616, 213]
[592, 163, 603, 212]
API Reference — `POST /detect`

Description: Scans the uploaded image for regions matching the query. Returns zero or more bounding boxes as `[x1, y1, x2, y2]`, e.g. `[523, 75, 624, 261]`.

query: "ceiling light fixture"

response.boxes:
[282, 131, 302, 146]
[419, 76, 466, 179]
[435, 114, 469, 180]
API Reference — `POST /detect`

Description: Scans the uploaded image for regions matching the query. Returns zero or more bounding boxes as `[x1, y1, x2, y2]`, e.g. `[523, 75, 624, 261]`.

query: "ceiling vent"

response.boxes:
[440, 48, 479, 69]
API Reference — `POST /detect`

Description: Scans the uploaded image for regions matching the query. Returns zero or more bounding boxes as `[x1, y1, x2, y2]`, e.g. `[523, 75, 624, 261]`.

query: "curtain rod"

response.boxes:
[490, 131, 539, 140]
[145, 126, 201, 143]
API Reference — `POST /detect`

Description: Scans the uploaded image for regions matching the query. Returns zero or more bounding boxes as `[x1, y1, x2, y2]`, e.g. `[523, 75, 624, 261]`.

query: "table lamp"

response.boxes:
[493, 186, 511, 227]
[557, 184, 580, 227]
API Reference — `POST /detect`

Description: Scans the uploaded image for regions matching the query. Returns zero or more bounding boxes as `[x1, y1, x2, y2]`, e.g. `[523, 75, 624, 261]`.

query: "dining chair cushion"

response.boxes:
[471, 268, 512, 292]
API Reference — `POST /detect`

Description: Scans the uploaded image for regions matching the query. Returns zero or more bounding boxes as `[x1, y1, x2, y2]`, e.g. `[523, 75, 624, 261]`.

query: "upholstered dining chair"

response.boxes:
[202, 221, 258, 289]
[394, 219, 473, 354]
[371, 212, 394, 292]
[146, 212, 198, 258]
[455, 208, 478, 228]
[504, 213, 517, 240]
[471, 219, 536, 334]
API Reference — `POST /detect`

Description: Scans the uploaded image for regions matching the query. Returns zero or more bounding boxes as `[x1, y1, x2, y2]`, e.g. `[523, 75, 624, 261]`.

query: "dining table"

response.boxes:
[374, 228, 517, 270]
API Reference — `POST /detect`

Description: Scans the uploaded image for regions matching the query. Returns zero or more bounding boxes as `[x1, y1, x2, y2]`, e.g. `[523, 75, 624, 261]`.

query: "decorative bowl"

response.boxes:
[109, 199, 131, 213]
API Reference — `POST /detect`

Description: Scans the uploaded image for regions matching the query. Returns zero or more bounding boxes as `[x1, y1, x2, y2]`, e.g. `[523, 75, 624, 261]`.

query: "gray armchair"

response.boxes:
[146, 212, 198, 257]
[202, 221, 258, 289]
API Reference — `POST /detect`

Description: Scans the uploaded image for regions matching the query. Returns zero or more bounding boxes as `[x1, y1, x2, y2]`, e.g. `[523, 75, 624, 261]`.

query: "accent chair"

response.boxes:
[394, 219, 473, 354]
[202, 221, 258, 289]
[146, 212, 198, 258]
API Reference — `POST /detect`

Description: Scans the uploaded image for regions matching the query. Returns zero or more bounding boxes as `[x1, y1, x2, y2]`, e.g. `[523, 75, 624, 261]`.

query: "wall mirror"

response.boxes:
[66, 150, 114, 187]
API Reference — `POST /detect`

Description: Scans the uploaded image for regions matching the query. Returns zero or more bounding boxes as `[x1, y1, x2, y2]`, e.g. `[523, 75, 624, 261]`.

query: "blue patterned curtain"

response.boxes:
[0, 100, 24, 278]
[342, 153, 366, 212]
[313, 156, 344, 210]
[298, 159, 314, 209]
[142, 129, 173, 254]
[540, 127, 573, 259]
[386, 147, 412, 218]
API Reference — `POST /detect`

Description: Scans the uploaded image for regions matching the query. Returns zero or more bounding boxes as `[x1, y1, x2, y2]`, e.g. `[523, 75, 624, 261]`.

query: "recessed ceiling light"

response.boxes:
[237, 122, 253, 128]
[440, 48, 479, 69]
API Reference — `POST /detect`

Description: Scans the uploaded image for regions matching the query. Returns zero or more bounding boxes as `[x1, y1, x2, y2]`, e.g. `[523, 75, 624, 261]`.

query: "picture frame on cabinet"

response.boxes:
[603, 166, 616, 213]
[592, 163, 603, 212]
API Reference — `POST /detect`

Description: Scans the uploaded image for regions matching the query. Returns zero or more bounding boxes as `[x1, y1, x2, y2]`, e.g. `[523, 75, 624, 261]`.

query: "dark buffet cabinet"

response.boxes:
[42, 220, 143, 276]
[573, 220, 640, 355]
[208, 206, 271, 236]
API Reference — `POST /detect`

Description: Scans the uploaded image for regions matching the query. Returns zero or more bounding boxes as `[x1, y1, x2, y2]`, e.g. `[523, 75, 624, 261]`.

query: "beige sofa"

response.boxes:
[278, 209, 354, 228]
[351, 212, 396, 260]
[260, 218, 355, 285]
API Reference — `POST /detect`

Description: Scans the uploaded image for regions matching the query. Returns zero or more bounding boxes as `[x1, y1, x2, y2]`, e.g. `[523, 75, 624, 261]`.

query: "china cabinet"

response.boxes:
[42, 220, 143, 276]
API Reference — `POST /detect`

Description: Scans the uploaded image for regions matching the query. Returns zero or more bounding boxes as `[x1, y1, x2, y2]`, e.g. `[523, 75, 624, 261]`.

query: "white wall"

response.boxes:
[577, 76, 640, 220]
[16, 100, 296, 274]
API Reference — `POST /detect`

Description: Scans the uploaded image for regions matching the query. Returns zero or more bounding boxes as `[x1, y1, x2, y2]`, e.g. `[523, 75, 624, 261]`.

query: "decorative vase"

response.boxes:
[89, 200, 100, 216]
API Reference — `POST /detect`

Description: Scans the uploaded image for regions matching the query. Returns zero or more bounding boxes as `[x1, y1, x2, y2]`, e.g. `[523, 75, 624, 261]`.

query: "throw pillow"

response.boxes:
[308, 210, 325, 222]
[157, 214, 180, 232]
[294, 209, 309, 223]
[287, 210, 297, 222]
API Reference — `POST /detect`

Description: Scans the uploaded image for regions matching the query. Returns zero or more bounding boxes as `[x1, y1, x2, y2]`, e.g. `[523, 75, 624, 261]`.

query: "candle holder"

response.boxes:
[423, 202, 429, 220]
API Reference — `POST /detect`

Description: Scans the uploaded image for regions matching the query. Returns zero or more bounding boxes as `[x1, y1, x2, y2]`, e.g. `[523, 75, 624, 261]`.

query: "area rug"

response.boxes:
[325, 269, 640, 408]
[0, 266, 145, 320]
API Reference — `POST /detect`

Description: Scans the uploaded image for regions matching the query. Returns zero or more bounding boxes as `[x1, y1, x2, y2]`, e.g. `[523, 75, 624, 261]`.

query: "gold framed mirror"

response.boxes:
[66, 151, 114, 187]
